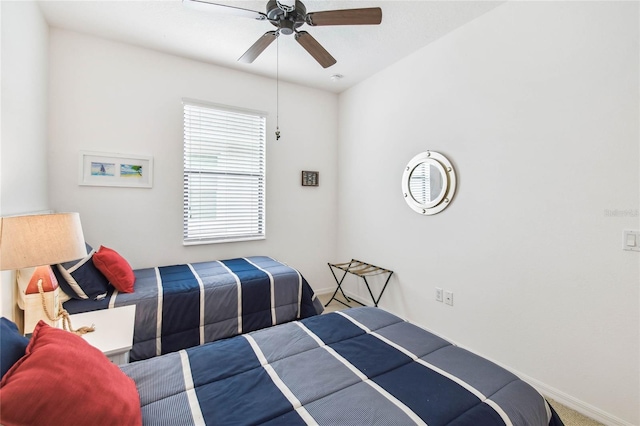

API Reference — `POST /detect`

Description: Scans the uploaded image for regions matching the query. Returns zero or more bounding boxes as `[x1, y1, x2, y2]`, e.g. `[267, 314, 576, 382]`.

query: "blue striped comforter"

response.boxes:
[122, 307, 563, 425]
[64, 256, 324, 361]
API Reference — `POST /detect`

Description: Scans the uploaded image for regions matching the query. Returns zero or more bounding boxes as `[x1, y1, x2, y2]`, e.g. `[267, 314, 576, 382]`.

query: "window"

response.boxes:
[183, 100, 266, 244]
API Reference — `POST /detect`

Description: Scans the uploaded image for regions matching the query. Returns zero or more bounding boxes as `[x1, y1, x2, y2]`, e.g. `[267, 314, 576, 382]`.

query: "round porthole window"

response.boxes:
[402, 151, 456, 215]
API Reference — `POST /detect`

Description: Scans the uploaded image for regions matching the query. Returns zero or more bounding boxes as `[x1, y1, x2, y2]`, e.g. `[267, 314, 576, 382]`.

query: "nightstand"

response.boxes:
[67, 305, 136, 364]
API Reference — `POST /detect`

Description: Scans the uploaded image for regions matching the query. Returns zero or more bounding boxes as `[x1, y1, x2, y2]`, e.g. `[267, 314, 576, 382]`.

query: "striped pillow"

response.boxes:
[54, 244, 110, 300]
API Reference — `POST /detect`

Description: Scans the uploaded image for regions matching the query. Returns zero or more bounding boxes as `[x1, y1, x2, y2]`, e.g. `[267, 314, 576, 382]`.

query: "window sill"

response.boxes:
[183, 236, 266, 246]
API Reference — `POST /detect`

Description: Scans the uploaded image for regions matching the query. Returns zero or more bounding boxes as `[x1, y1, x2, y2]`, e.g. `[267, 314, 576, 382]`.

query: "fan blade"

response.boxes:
[306, 7, 382, 26]
[183, 0, 267, 21]
[238, 31, 278, 63]
[295, 31, 336, 68]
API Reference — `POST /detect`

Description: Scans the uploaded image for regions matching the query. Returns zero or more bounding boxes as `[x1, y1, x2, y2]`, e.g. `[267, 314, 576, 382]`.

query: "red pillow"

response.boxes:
[0, 321, 142, 426]
[92, 245, 136, 293]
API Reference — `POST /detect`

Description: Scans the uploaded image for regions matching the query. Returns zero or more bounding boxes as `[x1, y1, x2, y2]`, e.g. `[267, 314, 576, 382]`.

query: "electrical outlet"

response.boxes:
[444, 291, 453, 306]
[435, 287, 443, 302]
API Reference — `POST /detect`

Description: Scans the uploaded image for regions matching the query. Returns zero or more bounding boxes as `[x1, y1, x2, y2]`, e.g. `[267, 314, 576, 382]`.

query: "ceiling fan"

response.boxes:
[183, 0, 382, 68]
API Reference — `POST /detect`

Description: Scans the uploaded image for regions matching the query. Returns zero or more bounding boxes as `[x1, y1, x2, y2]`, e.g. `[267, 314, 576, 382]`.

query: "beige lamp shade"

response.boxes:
[0, 212, 87, 270]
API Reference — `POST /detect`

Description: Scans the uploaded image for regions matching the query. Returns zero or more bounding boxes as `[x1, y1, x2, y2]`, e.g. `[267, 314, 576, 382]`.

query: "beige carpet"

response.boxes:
[547, 399, 603, 426]
[318, 294, 603, 426]
[319, 293, 360, 313]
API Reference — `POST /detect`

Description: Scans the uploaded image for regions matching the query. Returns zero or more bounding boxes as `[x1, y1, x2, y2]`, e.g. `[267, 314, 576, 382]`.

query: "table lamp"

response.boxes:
[0, 212, 87, 333]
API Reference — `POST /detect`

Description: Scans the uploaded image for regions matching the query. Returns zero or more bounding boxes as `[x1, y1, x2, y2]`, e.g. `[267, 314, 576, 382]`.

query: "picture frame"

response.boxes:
[301, 171, 319, 187]
[79, 151, 153, 188]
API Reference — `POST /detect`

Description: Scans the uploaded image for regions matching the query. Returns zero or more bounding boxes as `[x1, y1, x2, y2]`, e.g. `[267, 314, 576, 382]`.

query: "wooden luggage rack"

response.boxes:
[326, 259, 394, 308]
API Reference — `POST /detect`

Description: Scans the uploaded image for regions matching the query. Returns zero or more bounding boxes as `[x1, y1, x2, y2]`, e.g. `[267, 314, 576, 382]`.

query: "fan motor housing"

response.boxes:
[266, 0, 307, 35]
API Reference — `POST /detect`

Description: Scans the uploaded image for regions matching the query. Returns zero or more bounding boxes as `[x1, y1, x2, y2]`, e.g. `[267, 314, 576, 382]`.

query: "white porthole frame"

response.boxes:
[402, 151, 457, 215]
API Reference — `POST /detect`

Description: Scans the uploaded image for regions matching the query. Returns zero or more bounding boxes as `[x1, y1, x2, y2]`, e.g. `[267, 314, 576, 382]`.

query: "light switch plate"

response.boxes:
[623, 230, 640, 252]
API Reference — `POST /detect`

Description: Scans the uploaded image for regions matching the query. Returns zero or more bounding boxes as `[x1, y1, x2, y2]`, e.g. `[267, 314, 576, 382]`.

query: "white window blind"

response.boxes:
[183, 101, 266, 244]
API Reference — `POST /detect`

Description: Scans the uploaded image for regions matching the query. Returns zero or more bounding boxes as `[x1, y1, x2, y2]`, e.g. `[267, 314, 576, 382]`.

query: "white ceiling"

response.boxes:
[38, 0, 505, 93]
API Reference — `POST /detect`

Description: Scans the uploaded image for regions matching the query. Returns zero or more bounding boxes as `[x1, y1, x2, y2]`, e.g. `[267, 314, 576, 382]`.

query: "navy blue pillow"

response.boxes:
[1, 317, 29, 378]
[54, 244, 109, 301]
[52, 265, 77, 301]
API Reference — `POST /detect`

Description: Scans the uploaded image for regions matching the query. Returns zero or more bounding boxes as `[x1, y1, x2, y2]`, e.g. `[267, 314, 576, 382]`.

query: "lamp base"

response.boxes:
[16, 267, 37, 310]
[23, 288, 60, 335]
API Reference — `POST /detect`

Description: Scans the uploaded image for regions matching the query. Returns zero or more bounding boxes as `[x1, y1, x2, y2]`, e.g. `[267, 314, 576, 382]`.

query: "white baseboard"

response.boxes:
[315, 287, 337, 297]
[314, 288, 634, 426]
[517, 373, 634, 426]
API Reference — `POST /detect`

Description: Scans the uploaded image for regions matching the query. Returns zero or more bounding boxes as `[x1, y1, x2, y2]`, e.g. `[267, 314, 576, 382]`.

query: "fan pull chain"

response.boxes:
[275, 36, 281, 140]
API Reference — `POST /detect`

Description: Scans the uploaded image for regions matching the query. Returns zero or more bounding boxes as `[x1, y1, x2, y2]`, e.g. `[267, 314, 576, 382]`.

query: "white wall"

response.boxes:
[47, 29, 338, 292]
[337, 2, 639, 425]
[0, 1, 50, 320]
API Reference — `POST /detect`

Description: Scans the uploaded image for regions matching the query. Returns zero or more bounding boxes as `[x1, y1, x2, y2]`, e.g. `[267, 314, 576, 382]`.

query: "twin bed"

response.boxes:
[1, 254, 564, 425]
[123, 306, 563, 425]
[1, 306, 563, 425]
[62, 256, 324, 361]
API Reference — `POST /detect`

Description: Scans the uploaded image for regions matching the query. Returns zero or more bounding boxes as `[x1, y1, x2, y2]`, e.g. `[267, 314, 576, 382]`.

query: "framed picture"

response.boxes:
[79, 151, 153, 188]
[301, 171, 319, 187]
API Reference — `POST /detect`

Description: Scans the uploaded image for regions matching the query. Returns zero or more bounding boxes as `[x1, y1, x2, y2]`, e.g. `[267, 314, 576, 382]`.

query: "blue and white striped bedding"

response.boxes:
[64, 256, 324, 362]
[121, 307, 563, 425]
